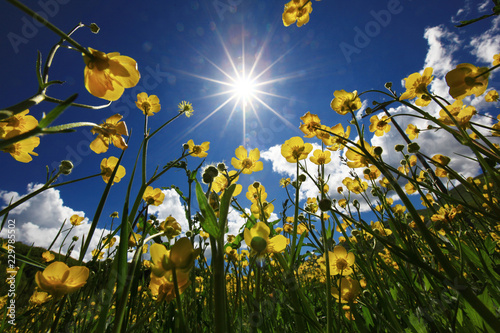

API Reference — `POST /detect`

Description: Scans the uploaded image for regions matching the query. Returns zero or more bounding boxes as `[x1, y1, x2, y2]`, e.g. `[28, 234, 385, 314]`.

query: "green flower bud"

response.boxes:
[59, 160, 73, 175]
[394, 144, 405, 152]
[407, 142, 420, 153]
[319, 198, 332, 211]
[373, 146, 383, 156]
[298, 174, 306, 182]
[250, 236, 267, 254]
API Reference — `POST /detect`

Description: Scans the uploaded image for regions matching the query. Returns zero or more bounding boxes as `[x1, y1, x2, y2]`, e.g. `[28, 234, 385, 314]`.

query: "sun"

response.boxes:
[177, 27, 301, 144]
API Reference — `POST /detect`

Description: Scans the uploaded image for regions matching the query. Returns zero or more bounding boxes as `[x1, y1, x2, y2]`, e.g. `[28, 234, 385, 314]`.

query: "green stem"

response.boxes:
[289, 161, 300, 267]
[172, 267, 188, 332]
[6, 0, 92, 58]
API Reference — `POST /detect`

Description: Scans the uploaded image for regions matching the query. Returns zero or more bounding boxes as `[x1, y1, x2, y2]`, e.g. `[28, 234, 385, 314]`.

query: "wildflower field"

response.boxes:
[1, 0, 500, 332]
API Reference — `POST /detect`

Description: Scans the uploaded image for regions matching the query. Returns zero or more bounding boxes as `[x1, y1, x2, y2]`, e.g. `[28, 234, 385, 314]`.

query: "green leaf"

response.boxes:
[195, 180, 220, 239]
[218, 183, 236, 231]
[38, 93, 77, 128]
[42, 121, 97, 133]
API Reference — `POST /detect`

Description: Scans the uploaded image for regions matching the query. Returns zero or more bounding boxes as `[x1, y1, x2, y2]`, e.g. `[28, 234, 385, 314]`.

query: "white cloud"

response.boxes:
[0, 183, 118, 262]
[423, 26, 460, 77]
[469, 16, 500, 64]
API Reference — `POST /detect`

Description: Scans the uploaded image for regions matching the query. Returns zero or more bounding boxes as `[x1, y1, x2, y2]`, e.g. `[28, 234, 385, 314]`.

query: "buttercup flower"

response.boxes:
[406, 124, 420, 140]
[159, 216, 182, 239]
[485, 90, 499, 102]
[250, 201, 274, 220]
[231, 146, 264, 174]
[299, 111, 321, 138]
[1, 135, 40, 163]
[212, 170, 242, 196]
[178, 101, 194, 117]
[90, 114, 128, 154]
[281, 136, 313, 163]
[369, 115, 391, 136]
[35, 262, 89, 298]
[142, 186, 165, 206]
[331, 277, 362, 303]
[92, 249, 104, 260]
[330, 90, 362, 115]
[150, 238, 201, 277]
[493, 54, 500, 66]
[445, 63, 489, 100]
[310, 149, 331, 165]
[135, 93, 161, 116]
[326, 124, 350, 151]
[246, 182, 267, 203]
[70, 214, 85, 226]
[342, 177, 368, 194]
[100, 156, 126, 184]
[186, 140, 209, 158]
[400, 67, 433, 106]
[282, 0, 313, 27]
[438, 100, 476, 128]
[29, 291, 51, 305]
[0, 110, 38, 139]
[244, 222, 288, 256]
[42, 251, 55, 263]
[321, 245, 355, 276]
[149, 269, 191, 303]
[83, 47, 140, 101]
[345, 140, 376, 168]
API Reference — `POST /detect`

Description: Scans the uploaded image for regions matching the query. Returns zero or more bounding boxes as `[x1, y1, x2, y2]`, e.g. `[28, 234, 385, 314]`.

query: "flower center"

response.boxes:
[250, 236, 267, 254]
[192, 146, 202, 154]
[336, 258, 348, 271]
[242, 158, 253, 169]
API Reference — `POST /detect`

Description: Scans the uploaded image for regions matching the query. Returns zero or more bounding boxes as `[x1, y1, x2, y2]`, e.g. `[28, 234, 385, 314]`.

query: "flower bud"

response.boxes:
[319, 198, 332, 211]
[352, 200, 360, 209]
[89, 23, 100, 33]
[407, 142, 420, 153]
[217, 163, 227, 172]
[59, 160, 73, 175]
[394, 144, 405, 152]
[373, 146, 383, 156]
[298, 174, 306, 182]
[72, 236, 79, 242]
[385, 82, 393, 89]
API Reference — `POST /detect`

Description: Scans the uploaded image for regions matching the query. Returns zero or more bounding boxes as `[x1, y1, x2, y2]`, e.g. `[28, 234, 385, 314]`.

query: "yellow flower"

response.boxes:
[445, 63, 489, 100]
[406, 124, 420, 140]
[405, 182, 416, 194]
[342, 177, 368, 194]
[309, 149, 331, 165]
[1, 135, 40, 163]
[485, 90, 499, 102]
[90, 114, 128, 154]
[305, 197, 318, 213]
[431, 204, 460, 223]
[35, 262, 89, 299]
[282, 0, 313, 27]
[91, 249, 104, 260]
[421, 193, 435, 207]
[392, 204, 406, 214]
[100, 156, 126, 184]
[370, 221, 392, 236]
[70, 214, 85, 226]
[326, 124, 350, 151]
[142, 186, 165, 206]
[345, 140, 376, 168]
[299, 111, 321, 138]
[280, 178, 291, 187]
[281, 136, 313, 163]
[186, 140, 209, 158]
[315, 124, 332, 145]
[212, 170, 242, 196]
[438, 100, 476, 128]
[363, 165, 381, 180]
[330, 90, 362, 115]
[400, 67, 433, 106]
[369, 115, 391, 136]
[178, 101, 194, 118]
[159, 216, 182, 239]
[493, 54, 500, 66]
[322, 245, 355, 276]
[29, 290, 51, 305]
[244, 222, 288, 256]
[149, 269, 191, 303]
[42, 251, 55, 263]
[102, 235, 116, 248]
[331, 277, 361, 303]
[231, 146, 264, 174]
[246, 182, 267, 203]
[0, 110, 38, 139]
[150, 238, 201, 277]
[135, 92, 160, 116]
[128, 232, 142, 248]
[199, 230, 210, 240]
[250, 201, 274, 220]
[83, 47, 140, 101]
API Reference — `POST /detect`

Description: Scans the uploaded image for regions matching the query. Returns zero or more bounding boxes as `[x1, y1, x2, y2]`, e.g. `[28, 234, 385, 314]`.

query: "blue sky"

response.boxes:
[1, 0, 499, 260]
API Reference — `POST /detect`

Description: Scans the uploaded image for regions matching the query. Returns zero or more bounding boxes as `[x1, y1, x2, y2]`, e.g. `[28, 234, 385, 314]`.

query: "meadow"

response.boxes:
[1, 0, 500, 332]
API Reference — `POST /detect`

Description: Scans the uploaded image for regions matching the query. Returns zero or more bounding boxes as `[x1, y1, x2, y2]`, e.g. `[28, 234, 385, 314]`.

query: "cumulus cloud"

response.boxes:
[261, 19, 500, 212]
[0, 183, 117, 262]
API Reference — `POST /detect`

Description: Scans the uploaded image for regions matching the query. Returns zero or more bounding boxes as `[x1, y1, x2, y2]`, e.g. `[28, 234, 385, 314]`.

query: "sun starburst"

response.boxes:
[177, 26, 304, 145]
